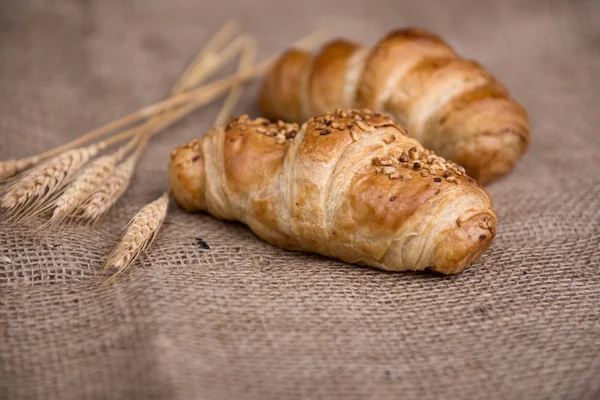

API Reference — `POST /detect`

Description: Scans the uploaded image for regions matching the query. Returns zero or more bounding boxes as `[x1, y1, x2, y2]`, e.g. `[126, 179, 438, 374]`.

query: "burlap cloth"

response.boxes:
[1, 1, 599, 399]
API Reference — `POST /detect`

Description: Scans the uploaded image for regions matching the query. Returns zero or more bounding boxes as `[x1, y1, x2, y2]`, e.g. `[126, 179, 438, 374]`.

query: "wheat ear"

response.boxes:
[104, 191, 170, 281]
[0, 156, 42, 182]
[77, 146, 142, 224]
[1, 143, 100, 217]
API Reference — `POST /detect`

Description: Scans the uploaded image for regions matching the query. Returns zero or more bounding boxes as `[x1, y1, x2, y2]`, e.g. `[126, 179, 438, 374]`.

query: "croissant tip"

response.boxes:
[168, 143, 206, 212]
[429, 212, 496, 274]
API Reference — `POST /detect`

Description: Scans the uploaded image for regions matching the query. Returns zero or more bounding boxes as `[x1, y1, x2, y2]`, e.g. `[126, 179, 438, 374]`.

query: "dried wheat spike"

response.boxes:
[1, 144, 100, 212]
[0, 156, 41, 182]
[78, 155, 137, 223]
[49, 153, 120, 224]
[105, 191, 170, 280]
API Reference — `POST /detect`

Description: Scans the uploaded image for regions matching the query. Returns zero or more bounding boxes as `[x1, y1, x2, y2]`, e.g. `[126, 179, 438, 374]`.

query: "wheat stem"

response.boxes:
[213, 37, 257, 127]
[171, 20, 240, 93]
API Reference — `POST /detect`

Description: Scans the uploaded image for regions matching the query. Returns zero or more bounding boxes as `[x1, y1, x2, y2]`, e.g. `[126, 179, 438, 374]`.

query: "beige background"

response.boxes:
[1, 0, 599, 399]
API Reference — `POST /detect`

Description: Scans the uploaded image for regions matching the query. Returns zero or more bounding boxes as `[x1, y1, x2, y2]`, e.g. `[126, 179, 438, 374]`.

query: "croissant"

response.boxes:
[259, 28, 530, 184]
[169, 109, 496, 274]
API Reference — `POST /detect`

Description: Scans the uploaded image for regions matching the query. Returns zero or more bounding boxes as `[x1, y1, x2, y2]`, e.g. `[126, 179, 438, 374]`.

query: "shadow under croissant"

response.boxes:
[184, 214, 459, 279]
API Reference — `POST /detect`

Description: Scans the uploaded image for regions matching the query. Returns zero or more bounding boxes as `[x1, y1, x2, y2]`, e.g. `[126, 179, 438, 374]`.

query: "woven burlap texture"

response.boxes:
[1, 1, 599, 399]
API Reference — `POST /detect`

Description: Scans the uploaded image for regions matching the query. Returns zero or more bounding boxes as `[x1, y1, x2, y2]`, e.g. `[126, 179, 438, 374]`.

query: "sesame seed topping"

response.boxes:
[390, 196, 397, 201]
[355, 120, 369, 131]
[409, 147, 420, 160]
[225, 116, 300, 143]
[383, 134, 396, 144]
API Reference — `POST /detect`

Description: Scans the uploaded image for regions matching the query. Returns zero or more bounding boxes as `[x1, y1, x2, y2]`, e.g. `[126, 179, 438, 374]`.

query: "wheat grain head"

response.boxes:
[77, 154, 137, 223]
[105, 191, 170, 281]
[1, 144, 100, 216]
[0, 156, 42, 182]
[48, 153, 120, 225]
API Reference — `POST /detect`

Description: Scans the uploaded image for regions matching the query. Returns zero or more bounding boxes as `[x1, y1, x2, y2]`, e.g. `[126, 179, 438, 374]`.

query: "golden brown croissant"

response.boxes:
[169, 109, 496, 274]
[259, 28, 530, 184]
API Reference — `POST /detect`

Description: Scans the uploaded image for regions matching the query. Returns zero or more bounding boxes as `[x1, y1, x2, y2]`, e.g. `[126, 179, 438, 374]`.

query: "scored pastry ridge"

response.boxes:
[169, 109, 496, 274]
[259, 27, 531, 184]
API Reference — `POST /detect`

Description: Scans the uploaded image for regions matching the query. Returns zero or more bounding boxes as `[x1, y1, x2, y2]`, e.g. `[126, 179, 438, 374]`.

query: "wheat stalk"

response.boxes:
[213, 37, 257, 127]
[104, 191, 170, 281]
[172, 20, 240, 93]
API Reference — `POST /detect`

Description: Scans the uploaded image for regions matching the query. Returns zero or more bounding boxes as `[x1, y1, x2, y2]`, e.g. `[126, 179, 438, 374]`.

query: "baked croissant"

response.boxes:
[259, 28, 530, 184]
[169, 109, 496, 274]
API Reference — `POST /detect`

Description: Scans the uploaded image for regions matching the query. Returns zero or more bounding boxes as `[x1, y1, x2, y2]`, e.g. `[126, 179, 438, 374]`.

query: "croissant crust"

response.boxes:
[259, 28, 530, 184]
[169, 109, 497, 274]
